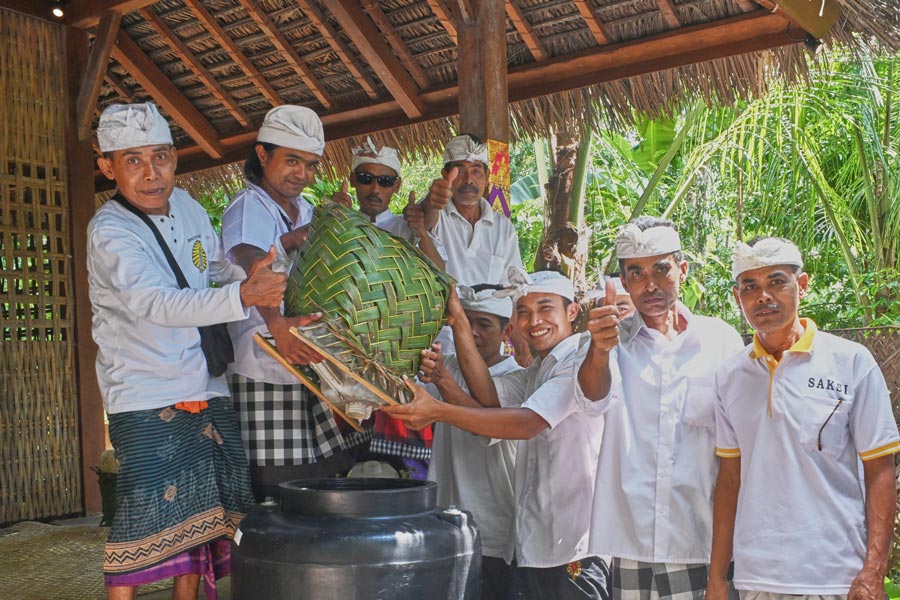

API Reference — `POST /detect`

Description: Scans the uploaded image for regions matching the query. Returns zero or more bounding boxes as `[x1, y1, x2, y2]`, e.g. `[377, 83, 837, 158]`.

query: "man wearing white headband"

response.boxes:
[91, 102, 288, 599]
[414, 283, 522, 600]
[221, 105, 356, 501]
[707, 237, 899, 600]
[330, 136, 445, 269]
[385, 268, 610, 599]
[578, 216, 743, 600]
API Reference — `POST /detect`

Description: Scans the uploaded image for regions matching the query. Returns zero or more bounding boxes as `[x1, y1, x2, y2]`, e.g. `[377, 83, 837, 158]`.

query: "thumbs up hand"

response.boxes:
[331, 180, 353, 208]
[425, 166, 458, 213]
[585, 278, 621, 353]
[403, 190, 427, 235]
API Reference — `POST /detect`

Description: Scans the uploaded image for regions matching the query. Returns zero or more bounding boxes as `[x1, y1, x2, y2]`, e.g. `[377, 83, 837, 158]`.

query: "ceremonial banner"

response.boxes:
[487, 139, 511, 217]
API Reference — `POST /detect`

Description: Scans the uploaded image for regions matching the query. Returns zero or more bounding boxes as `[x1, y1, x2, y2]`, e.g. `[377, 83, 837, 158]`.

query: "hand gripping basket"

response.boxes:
[257, 201, 452, 425]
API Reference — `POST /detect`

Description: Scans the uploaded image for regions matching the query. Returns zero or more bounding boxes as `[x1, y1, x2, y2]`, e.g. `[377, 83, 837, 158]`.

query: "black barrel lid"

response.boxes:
[279, 478, 438, 518]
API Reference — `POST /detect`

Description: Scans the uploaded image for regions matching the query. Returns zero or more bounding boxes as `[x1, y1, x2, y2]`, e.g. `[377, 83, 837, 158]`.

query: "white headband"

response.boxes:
[257, 105, 325, 156]
[97, 103, 173, 153]
[351, 137, 401, 175]
[732, 239, 804, 280]
[615, 224, 682, 259]
[443, 135, 488, 165]
[495, 267, 575, 303]
[458, 286, 513, 319]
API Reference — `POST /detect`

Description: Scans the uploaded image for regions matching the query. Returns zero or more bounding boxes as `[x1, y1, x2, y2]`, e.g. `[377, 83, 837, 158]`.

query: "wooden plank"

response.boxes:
[66, 26, 104, 516]
[656, 0, 682, 28]
[735, 0, 757, 11]
[295, 0, 379, 100]
[111, 30, 226, 158]
[65, 0, 157, 29]
[76, 11, 121, 141]
[459, 0, 508, 140]
[359, 0, 431, 90]
[104, 72, 134, 101]
[96, 11, 800, 186]
[327, 0, 426, 118]
[425, 0, 458, 45]
[235, 0, 333, 110]
[572, 0, 610, 46]
[182, 0, 282, 108]
[139, 7, 251, 128]
[506, 1, 546, 61]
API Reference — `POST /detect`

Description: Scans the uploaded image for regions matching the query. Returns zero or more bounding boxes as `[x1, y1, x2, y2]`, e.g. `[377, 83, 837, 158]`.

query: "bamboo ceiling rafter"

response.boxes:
[359, 0, 431, 90]
[656, 0, 682, 28]
[327, 0, 427, 118]
[506, 1, 547, 61]
[571, 0, 609, 45]
[111, 29, 226, 158]
[181, 0, 283, 108]
[235, 0, 333, 110]
[295, 0, 379, 100]
[138, 6, 251, 128]
[425, 0, 458, 44]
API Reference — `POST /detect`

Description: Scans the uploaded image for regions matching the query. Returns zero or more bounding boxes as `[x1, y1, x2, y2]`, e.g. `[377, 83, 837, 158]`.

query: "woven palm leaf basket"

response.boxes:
[278, 201, 452, 423]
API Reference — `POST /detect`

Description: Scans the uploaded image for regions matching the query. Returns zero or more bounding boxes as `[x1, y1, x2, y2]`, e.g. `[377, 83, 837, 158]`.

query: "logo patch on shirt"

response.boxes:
[808, 377, 849, 394]
[192, 240, 207, 272]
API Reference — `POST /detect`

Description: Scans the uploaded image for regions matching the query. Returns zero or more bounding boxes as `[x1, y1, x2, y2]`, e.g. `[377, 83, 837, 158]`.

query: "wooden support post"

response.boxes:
[76, 11, 120, 141]
[457, 0, 508, 142]
[66, 26, 104, 516]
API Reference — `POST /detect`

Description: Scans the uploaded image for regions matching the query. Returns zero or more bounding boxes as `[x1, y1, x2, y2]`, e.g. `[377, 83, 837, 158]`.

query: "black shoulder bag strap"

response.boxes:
[111, 193, 234, 376]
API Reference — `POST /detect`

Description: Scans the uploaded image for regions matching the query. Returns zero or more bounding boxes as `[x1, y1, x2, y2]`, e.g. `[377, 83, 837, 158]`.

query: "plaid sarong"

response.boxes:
[104, 399, 254, 577]
[228, 373, 344, 465]
[611, 558, 739, 600]
[370, 410, 433, 460]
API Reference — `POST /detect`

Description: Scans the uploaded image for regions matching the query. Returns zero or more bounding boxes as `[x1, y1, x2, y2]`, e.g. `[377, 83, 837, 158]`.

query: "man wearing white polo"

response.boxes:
[706, 237, 900, 600]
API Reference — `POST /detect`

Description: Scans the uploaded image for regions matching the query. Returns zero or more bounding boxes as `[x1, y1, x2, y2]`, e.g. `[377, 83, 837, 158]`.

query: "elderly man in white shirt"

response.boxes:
[707, 237, 899, 600]
[90, 103, 289, 600]
[384, 269, 611, 600]
[577, 216, 743, 600]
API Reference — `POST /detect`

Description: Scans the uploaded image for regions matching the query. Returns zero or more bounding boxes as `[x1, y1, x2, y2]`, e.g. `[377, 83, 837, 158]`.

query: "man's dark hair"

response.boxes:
[617, 215, 683, 272]
[745, 235, 802, 274]
[443, 133, 485, 171]
[244, 142, 278, 184]
[468, 283, 509, 328]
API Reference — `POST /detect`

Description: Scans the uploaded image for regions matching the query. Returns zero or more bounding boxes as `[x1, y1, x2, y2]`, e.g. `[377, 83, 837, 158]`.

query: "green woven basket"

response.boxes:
[283, 201, 452, 419]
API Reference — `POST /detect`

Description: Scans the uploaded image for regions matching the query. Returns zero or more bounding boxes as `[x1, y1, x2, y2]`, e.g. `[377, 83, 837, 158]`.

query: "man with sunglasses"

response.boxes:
[706, 237, 899, 600]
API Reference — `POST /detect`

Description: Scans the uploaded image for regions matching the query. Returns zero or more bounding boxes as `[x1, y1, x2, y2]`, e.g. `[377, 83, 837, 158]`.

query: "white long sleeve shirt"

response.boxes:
[88, 188, 248, 414]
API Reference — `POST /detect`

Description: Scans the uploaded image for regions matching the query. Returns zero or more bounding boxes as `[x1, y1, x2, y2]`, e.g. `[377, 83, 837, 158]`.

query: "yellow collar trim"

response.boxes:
[750, 318, 817, 359]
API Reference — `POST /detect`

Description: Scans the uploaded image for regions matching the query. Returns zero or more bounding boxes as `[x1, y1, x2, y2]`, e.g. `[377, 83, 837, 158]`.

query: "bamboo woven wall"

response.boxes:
[0, 9, 82, 523]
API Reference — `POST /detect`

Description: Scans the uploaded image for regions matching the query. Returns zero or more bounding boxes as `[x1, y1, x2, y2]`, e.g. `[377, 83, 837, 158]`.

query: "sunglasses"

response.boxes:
[355, 172, 398, 187]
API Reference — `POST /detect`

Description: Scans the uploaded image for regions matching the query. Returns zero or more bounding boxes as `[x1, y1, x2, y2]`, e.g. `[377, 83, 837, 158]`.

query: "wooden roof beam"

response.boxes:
[359, 0, 431, 90]
[76, 11, 121, 141]
[182, 0, 282, 108]
[65, 0, 156, 29]
[735, 0, 757, 11]
[425, 0, 458, 45]
[235, 0, 333, 110]
[327, 1, 427, 118]
[572, 0, 610, 45]
[104, 72, 134, 101]
[656, 0, 682, 28]
[138, 7, 251, 128]
[295, 0, 379, 100]
[506, 1, 547, 61]
[110, 29, 226, 158]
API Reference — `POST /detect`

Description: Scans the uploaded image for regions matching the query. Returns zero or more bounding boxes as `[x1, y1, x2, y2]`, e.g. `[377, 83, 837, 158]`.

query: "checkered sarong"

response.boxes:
[228, 374, 343, 466]
[611, 558, 738, 600]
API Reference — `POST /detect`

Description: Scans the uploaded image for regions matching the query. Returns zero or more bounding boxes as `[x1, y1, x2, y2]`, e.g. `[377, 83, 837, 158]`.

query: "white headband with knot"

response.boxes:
[97, 103, 173, 153]
[615, 224, 682, 259]
[443, 135, 488, 165]
[458, 286, 513, 319]
[257, 105, 325, 155]
[494, 267, 575, 303]
[732, 239, 804, 280]
[351, 137, 401, 175]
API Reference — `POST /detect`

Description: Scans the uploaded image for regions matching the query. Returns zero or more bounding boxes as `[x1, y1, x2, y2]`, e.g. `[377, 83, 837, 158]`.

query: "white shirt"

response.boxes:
[583, 304, 744, 563]
[371, 209, 447, 261]
[495, 333, 605, 568]
[432, 198, 522, 286]
[427, 354, 523, 562]
[715, 321, 900, 594]
[221, 183, 314, 384]
[88, 188, 248, 414]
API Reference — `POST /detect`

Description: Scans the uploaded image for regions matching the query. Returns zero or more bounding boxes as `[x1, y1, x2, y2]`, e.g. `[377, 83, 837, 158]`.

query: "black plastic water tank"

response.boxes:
[231, 478, 481, 599]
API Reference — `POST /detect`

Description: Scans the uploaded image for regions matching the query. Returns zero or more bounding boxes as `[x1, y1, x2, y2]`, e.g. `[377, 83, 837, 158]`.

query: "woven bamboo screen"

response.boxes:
[0, 9, 81, 523]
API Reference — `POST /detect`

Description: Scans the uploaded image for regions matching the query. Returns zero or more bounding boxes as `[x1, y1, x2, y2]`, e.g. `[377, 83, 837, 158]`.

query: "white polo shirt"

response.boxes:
[371, 208, 447, 261]
[495, 332, 606, 568]
[581, 304, 744, 563]
[221, 183, 314, 384]
[88, 188, 248, 414]
[715, 320, 900, 594]
[427, 353, 523, 563]
[431, 198, 522, 286]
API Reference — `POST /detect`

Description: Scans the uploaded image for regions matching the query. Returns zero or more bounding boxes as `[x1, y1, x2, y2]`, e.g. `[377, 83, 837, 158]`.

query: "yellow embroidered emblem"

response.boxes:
[567, 560, 583, 580]
[192, 240, 207, 272]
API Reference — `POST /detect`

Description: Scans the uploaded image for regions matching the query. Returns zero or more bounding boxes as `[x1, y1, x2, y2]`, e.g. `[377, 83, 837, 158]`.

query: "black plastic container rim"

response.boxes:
[278, 478, 439, 518]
